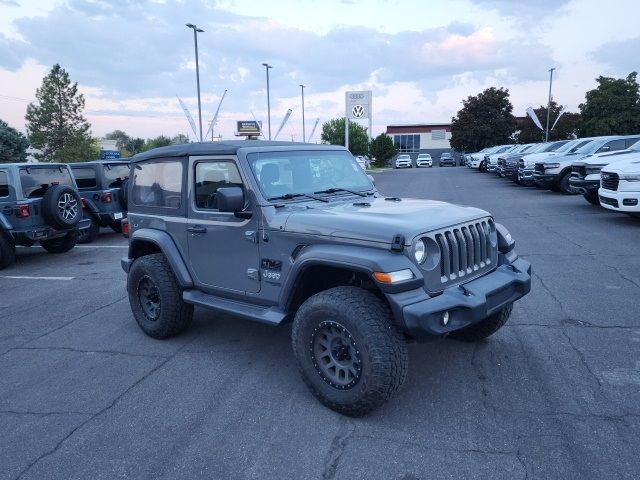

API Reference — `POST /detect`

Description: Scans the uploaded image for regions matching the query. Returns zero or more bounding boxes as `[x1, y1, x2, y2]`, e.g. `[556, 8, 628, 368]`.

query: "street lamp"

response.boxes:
[262, 63, 272, 140]
[545, 67, 555, 143]
[186, 23, 204, 142]
[299, 84, 306, 143]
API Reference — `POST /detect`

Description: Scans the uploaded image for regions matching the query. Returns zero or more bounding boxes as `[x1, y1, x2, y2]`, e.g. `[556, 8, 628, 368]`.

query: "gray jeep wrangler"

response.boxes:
[70, 160, 130, 243]
[121, 141, 531, 416]
[0, 163, 89, 269]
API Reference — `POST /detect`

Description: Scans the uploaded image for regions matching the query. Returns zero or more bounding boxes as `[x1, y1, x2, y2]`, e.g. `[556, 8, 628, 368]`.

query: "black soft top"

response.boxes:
[130, 141, 340, 163]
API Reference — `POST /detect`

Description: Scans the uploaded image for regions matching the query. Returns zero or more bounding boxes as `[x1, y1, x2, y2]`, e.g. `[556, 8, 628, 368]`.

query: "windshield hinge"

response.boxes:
[391, 234, 405, 252]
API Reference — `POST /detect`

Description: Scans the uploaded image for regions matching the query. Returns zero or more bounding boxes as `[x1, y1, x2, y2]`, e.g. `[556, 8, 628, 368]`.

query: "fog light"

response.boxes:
[442, 311, 450, 326]
[623, 198, 638, 206]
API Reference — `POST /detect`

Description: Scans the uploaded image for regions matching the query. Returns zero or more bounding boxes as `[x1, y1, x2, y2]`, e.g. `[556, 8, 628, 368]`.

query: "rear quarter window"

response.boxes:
[132, 160, 183, 209]
[19, 166, 75, 198]
[0, 171, 9, 198]
[103, 164, 130, 188]
[72, 167, 98, 190]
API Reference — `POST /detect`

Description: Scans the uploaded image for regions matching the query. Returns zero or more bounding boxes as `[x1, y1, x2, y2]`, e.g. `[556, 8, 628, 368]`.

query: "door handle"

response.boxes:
[187, 226, 207, 234]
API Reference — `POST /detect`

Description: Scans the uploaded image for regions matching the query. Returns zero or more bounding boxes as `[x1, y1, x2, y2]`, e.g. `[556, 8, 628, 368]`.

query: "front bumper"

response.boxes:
[504, 166, 518, 179]
[599, 188, 640, 212]
[568, 177, 598, 194]
[533, 172, 559, 188]
[487, 164, 498, 172]
[517, 168, 534, 184]
[387, 256, 531, 341]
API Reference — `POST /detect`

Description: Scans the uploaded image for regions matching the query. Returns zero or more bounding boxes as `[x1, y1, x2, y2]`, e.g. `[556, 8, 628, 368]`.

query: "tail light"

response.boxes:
[122, 220, 130, 238]
[16, 204, 30, 218]
[102, 192, 113, 203]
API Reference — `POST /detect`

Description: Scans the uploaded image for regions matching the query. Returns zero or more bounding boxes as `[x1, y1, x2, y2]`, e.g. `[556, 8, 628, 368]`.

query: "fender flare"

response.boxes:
[0, 212, 13, 231]
[279, 243, 423, 310]
[128, 228, 194, 288]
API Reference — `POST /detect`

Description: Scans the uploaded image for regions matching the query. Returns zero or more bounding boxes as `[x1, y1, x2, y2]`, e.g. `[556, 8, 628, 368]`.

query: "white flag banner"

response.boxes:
[274, 109, 293, 140]
[177, 95, 198, 139]
[307, 118, 320, 143]
[204, 89, 227, 140]
[551, 106, 567, 131]
[526, 106, 544, 131]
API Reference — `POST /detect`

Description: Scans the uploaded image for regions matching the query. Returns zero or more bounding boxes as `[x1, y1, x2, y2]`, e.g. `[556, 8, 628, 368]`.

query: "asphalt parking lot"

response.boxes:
[2, 166, 639, 480]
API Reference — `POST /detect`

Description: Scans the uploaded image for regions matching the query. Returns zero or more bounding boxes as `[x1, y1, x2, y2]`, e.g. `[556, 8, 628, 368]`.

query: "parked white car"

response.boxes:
[355, 155, 370, 171]
[395, 154, 412, 168]
[416, 153, 432, 167]
[598, 154, 640, 217]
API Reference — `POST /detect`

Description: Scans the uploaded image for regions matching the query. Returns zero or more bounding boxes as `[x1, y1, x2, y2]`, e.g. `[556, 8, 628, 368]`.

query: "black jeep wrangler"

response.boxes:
[0, 163, 88, 269]
[121, 141, 531, 416]
[70, 160, 130, 243]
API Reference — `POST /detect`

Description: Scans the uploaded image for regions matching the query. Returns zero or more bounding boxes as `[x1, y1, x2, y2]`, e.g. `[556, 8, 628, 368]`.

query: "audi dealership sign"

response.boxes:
[345, 91, 372, 120]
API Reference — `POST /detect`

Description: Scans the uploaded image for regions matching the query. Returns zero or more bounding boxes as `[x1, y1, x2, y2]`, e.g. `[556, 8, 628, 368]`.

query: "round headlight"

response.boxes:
[414, 239, 426, 264]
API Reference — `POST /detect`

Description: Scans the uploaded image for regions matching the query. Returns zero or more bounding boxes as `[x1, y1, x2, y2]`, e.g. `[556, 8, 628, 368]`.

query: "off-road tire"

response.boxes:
[449, 303, 513, 342]
[291, 286, 408, 417]
[78, 217, 100, 244]
[119, 179, 129, 210]
[0, 232, 16, 269]
[40, 232, 78, 254]
[127, 253, 193, 339]
[109, 222, 123, 234]
[479, 161, 486, 173]
[559, 172, 576, 195]
[42, 185, 82, 230]
[583, 191, 599, 205]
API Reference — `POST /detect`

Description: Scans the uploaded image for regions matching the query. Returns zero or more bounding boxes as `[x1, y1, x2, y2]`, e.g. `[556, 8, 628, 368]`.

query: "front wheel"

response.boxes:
[127, 253, 193, 339]
[292, 286, 408, 417]
[449, 304, 513, 342]
[40, 232, 78, 253]
[583, 191, 599, 205]
[559, 172, 577, 195]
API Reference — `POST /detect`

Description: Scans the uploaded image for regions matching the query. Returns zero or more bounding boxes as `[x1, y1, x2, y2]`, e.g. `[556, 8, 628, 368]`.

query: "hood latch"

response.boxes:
[391, 234, 405, 252]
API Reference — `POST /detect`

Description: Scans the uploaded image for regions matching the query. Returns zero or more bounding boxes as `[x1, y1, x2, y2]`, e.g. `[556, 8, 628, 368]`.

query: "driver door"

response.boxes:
[187, 157, 261, 294]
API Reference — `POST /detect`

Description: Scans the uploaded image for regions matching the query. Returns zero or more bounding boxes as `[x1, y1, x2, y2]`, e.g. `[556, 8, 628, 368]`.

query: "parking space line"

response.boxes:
[1, 275, 75, 280]
[17, 245, 128, 249]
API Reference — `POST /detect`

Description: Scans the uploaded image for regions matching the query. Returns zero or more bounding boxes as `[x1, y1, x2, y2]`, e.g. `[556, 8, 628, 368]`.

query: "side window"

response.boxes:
[600, 139, 625, 152]
[625, 137, 640, 148]
[194, 161, 243, 210]
[72, 167, 98, 190]
[0, 171, 9, 198]
[132, 161, 183, 208]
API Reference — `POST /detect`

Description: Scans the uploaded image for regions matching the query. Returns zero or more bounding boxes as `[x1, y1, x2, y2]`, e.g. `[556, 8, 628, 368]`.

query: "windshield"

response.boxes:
[19, 166, 74, 198]
[247, 150, 373, 200]
[554, 139, 580, 153]
[629, 140, 640, 152]
[103, 163, 130, 188]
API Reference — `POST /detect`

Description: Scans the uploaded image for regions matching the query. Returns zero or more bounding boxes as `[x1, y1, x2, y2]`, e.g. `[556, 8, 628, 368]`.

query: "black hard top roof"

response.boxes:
[131, 140, 341, 162]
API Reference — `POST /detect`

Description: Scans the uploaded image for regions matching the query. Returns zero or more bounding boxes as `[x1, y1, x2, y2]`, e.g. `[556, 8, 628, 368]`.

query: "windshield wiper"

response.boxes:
[267, 192, 329, 202]
[314, 187, 370, 197]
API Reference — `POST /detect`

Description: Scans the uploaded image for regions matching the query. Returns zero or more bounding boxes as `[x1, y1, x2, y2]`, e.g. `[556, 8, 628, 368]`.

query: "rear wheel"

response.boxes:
[109, 222, 123, 233]
[40, 232, 78, 254]
[0, 232, 16, 269]
[292, 286, 408, 417]
[127, 253, 193, 339]
[78, 217, 100, 244]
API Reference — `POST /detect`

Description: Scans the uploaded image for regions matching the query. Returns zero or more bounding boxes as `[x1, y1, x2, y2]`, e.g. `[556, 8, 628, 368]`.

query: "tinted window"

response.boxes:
[19, 166, 74, 198]
[132, 161, 182, 208]
[624, 137, 640, 148]
[194, 161, 243, 210]
[72, 167, 98, 190]
[103, 164, 130, 188]
[599, 139, 626, 152]
[247, 150, 371, 200]
[0, 171, 8, 198]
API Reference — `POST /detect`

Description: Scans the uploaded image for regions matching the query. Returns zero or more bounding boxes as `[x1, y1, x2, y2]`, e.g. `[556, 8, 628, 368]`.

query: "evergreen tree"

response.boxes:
[25, 64, 98, 162]
[0, 119, 30, 163]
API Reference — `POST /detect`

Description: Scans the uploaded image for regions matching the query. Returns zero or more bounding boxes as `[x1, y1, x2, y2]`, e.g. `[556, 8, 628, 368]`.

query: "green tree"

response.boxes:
[171, 134, 190, 145]
[450, 87, 517, 152]
[105, 129, 131, 156]
[25, 64, 96, 162]
[125, 137, 145, 156]
[142, 135, 172, 152]
[578, 72, 640, 136]
[0, 119, 30, 163]
[320, 118, 369, 155]
[369, 133, 397, 168]
[517, 101, 582, 143]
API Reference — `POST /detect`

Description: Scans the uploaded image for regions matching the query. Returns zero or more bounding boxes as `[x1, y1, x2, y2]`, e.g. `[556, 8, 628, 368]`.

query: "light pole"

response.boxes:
[262, 63, 272, 140]
[545, 67, 555, 143]
[186, 23, 204, 142]
[299, 84, 306, 143]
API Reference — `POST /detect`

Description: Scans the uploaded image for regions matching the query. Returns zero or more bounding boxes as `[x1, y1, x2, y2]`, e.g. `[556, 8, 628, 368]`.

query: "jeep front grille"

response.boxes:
[427, 219, 497, 290]
[601, 172, 619, 191]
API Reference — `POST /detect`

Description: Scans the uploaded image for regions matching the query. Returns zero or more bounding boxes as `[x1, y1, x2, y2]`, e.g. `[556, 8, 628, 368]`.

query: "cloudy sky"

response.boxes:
[0, 0, 638, 142]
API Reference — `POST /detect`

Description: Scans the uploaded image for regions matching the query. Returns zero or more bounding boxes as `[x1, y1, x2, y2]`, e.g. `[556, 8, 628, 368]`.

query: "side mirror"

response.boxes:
[367, 174, 375, 186]
[217, 186, 244, 212]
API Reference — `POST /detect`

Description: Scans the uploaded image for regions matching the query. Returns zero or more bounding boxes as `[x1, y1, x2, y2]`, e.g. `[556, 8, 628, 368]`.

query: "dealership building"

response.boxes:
[385, 123, 453, 161]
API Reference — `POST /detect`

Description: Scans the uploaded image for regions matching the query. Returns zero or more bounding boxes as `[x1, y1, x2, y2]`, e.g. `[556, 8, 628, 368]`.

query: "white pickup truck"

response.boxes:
[599, 153, 640, 217]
